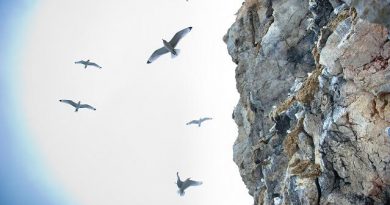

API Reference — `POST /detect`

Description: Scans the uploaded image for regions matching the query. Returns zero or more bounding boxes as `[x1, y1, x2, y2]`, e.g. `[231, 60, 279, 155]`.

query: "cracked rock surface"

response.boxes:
[224, 0, 390, 204]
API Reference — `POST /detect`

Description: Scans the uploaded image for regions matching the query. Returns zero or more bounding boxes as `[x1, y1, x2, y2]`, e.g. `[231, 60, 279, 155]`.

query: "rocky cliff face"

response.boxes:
[224, 0, 390, 204]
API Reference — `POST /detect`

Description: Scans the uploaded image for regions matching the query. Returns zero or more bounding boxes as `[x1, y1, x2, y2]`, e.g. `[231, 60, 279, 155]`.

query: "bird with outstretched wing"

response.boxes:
[59, 99, 96, 112]
[75, 59, 102, 69]
[186, 117, 213, 127]
[147, 27, 192, 64]
[176, 172, 202, 196]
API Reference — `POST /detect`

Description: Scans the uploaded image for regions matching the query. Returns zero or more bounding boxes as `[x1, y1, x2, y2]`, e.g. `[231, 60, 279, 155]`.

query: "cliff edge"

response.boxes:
[224, 0, 390, 204]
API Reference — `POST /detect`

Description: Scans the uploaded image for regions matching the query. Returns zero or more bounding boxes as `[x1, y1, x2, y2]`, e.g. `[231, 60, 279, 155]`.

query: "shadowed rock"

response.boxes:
[224, 0, 390, 204]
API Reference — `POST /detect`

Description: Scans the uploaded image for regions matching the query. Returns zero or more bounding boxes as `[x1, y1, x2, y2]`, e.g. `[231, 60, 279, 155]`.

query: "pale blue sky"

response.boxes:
[1, 0, 252, 204]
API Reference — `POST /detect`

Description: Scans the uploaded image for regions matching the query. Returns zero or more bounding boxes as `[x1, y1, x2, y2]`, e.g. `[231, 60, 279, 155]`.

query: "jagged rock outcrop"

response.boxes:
[224, 0, 390, 204]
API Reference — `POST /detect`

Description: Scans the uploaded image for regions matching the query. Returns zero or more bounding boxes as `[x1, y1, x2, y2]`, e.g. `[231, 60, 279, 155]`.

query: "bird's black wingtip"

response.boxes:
[147, 61, 152, 64]
[188, 26, 192, 30]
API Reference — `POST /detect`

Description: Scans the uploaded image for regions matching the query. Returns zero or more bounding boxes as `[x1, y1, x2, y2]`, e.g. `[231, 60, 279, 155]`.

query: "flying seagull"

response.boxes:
[147, 27, 192, 64]
[186, 117, 212, 127]
[176, 172, 202, 196]
[59, 99, 96, 112]
[75, 59, 102, 69]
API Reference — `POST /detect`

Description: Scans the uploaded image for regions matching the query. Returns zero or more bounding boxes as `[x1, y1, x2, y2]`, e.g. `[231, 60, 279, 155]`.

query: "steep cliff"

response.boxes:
[224, 0, 390, 204]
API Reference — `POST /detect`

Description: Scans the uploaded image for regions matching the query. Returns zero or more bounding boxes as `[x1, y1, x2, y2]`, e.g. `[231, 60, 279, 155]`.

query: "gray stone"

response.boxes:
[347, 0, 390, 29]
[225, 0, 390, 204]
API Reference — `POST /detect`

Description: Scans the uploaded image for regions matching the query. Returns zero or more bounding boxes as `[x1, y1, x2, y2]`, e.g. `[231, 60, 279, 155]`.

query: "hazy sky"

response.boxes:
[15, 0, 252, 204]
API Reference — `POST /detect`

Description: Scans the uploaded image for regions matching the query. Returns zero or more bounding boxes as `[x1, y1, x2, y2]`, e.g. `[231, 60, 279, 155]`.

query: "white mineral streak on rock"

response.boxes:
[225, 0, 390, 204]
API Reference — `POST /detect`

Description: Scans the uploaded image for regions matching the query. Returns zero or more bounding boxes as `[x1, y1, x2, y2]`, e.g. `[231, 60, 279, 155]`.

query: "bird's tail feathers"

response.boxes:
[177, 190, 185, 196]
[171, 49, 180, 58]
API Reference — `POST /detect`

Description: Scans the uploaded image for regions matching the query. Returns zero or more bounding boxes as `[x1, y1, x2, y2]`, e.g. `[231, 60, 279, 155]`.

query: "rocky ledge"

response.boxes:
[224, 0, 390, 204]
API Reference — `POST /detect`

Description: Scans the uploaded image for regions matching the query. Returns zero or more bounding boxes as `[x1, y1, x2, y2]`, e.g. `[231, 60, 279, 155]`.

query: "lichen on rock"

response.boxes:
[225, 0, 390, 204]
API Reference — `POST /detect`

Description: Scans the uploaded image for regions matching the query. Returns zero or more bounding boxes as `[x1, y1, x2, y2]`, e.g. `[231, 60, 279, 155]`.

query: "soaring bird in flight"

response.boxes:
[186, 117, 212, 127]
[147, 27, 192, 64]
[75, 59, 102, 69]
[59, 99, 96, 112]
[176, 172, 202, 196]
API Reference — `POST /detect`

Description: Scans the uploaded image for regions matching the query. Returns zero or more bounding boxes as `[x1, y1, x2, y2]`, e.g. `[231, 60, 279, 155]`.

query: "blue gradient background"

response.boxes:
[0, 1, 70, 204]
[0, 1, 252, 204]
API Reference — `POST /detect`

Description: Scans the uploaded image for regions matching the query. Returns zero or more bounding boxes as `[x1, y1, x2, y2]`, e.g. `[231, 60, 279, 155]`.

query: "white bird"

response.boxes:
[75, 59, 102, 69]
[147, 27, 192, 64]
[176, 172, 202, 196]
[59, 99, 96, 112]
[186, 117, 212, 127]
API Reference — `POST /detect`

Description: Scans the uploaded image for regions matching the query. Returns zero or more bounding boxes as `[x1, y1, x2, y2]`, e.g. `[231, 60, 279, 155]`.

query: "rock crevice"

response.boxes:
[225, 0, 390, 204]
